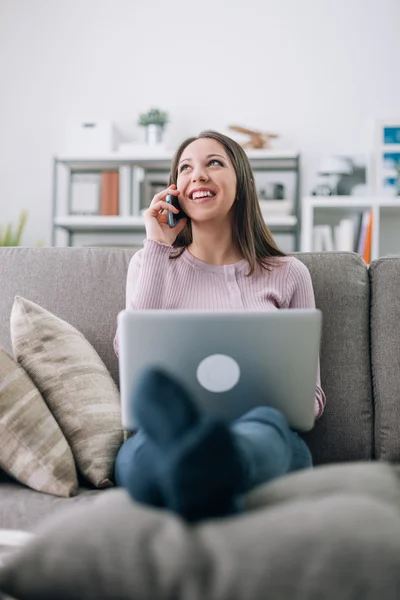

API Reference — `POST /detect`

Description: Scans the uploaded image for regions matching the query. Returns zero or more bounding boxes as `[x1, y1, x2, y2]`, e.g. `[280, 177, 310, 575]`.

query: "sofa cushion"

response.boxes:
[1, 462, 400, 600]
[243, 461, 400, 511]
[369, 257, 400, 461]
[0, 349, 77, 497]
[296, 252, 373, 464]
[10, 296, 124, 488]
[0, 481, 100, 531]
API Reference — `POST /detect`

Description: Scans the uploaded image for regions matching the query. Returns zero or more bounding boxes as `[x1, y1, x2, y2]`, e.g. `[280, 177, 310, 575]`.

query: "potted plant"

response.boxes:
[0, 211, 28, 246]
[138, 108, 169, 146]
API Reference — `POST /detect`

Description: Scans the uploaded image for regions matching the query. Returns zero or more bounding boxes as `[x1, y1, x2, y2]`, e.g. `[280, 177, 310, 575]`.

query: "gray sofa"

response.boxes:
[0, 247, 399, 532]
[0, 248, 400, 529]
[2, 248, 400, 599]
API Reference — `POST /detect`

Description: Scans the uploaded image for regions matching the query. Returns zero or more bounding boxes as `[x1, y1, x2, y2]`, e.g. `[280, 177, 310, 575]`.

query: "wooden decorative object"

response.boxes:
[229, 125, 279, 149]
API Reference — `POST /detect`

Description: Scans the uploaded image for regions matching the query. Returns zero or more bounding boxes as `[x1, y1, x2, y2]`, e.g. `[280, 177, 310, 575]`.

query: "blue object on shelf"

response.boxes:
[383, 127, 400, 145]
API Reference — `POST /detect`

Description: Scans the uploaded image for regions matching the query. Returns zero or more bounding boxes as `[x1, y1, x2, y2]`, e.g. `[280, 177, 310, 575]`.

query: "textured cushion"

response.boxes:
[296, 252, 373, 464]
[2, 463, 400, 600]
[10, 296, 124, 488]
[243, 461, 400, 511]
[369, 257, 400, 461]
[0, 349, 77, 497]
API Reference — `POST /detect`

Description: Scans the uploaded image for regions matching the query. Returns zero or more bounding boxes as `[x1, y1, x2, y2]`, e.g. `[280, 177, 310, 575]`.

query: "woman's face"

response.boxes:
[176, 138, 237, 223]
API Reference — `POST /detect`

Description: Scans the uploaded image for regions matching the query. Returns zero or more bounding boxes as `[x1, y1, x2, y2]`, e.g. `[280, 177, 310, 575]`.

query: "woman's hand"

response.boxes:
[143, 184, 187, 246]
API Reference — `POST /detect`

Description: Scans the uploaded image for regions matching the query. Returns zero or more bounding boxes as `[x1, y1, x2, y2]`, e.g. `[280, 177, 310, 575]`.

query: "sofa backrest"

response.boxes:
[369, 257, 400, 462]
[0, 248, 374, 466]
[297, 252, 373, 464]
[0, 247, 132, 385]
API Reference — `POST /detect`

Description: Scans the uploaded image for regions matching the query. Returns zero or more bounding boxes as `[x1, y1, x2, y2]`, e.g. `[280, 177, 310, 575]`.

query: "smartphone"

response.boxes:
[166, 194, 186, 228]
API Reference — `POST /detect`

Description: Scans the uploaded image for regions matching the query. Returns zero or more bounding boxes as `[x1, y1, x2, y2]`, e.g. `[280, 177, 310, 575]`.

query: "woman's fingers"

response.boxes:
[150, 185, 180, 207]
[149, 200, 180, 215]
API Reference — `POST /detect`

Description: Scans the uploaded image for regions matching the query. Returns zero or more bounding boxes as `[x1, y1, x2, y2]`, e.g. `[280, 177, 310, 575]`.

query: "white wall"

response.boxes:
[1, 0, 399, 246]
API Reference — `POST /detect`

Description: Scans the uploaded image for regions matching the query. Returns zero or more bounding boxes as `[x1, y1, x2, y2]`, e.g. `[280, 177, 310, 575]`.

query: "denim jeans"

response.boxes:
[114, 405, 312, 497]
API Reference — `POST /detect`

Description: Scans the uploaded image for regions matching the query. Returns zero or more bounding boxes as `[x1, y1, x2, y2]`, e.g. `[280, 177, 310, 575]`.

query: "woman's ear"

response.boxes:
[250, 179, 254, 189]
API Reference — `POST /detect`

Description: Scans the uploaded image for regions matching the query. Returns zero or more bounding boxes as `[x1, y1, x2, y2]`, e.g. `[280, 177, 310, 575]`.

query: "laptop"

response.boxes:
[117, 309, 322, 433]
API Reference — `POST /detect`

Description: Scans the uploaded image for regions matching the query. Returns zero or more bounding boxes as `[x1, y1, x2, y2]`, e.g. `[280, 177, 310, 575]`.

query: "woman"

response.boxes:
[114, 130, 326, 522]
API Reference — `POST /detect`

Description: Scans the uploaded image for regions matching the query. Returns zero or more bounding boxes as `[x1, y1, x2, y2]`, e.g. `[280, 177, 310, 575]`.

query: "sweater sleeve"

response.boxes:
[114, 239, 173, 357]
[286, 258, 326, 420]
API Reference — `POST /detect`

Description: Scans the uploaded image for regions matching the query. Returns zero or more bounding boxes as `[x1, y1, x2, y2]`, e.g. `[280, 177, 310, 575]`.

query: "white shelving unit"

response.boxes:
[301, 196, 400, 261]
[54, 213, 297, 231]
[51, 150, 301, 247]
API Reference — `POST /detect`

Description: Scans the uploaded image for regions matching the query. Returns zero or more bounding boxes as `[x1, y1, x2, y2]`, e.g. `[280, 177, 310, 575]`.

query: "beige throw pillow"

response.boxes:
[0, 349, 78, 497]
[10, 296, 124, 488]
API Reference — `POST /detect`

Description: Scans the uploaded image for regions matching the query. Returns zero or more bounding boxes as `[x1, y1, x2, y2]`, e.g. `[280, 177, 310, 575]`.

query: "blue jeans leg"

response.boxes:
[231, 406, 313, 495]
[114, 430, 164, 507]
[114, 406, 312, 506]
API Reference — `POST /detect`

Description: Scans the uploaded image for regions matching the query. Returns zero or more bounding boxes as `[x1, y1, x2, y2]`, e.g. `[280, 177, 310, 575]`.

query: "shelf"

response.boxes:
[301, 195, 400, 259]
[54, 214, 297, 233]
[378, 145, 400, 153]
[54, 216, 147, 232]
[303, 196, 400, 209]
[55, 149, 300, 173]
[52, 151, 301, 247]
[57, 149, 300, 163]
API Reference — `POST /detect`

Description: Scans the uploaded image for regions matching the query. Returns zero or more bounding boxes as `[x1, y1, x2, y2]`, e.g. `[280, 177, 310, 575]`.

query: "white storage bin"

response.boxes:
[62, 121, 119, 155]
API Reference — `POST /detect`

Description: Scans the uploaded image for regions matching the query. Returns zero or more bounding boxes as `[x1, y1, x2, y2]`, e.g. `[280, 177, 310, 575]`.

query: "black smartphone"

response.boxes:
[166, 194, 186, 228]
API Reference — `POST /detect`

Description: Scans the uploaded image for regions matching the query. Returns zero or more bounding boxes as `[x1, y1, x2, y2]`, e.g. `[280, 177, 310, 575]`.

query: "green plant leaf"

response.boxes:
[12, 210, 28, 245]
[138, 107, 169, 127]
[3, 224, 12, 246]
[0, 210, 28, 246]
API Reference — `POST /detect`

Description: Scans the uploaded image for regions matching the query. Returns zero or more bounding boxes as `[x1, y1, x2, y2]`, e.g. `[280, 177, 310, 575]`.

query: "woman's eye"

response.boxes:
[179, 164, 190, 172]
[208, 159, 223, 166]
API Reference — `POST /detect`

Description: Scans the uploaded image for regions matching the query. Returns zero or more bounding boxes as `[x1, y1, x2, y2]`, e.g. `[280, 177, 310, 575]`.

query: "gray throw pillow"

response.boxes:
[2, 462, 400, 600]
[10, 296, 124, 488]
[0, 349, 77, 497]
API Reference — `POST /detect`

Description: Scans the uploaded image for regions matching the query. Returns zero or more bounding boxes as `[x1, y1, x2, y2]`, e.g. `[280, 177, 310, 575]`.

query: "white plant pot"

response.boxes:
[146, 124, 163, 146]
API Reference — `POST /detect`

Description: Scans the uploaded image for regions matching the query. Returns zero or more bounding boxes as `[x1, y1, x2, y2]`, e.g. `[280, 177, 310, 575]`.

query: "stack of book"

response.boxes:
[312, 210, 373, 263]
[70, 168, 132, 217]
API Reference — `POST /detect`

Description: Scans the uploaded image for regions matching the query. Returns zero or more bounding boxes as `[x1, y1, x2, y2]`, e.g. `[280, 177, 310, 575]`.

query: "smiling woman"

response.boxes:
[168, 130, 286, 275]
[113, 130, 326, 523]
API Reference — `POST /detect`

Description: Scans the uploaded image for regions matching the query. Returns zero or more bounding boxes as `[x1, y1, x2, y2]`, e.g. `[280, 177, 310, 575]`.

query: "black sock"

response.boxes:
[133, 368, 200, 446]
[159, 416, 244, 522]
[132, 368, 245, 522]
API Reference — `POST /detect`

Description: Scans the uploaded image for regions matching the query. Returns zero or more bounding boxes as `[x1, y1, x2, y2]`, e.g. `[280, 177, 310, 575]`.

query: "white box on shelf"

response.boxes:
[62, 121, 119, 155]
[71, 174, 100, 214]
[259, 200, 292, 215]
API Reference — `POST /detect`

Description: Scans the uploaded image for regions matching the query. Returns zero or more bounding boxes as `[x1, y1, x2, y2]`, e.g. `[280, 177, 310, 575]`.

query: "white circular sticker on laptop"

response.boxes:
[196, 354, 240, 393]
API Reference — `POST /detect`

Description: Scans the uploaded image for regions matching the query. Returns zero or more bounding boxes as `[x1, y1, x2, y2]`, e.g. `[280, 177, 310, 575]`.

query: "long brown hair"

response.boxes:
[169, 130, 286, 275]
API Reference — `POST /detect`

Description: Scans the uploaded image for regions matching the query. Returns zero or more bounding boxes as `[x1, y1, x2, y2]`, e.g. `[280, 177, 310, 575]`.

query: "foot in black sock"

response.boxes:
[131, 367, 245, 521]
[160, 416, 245, 522]
[133, 367, 201, 446]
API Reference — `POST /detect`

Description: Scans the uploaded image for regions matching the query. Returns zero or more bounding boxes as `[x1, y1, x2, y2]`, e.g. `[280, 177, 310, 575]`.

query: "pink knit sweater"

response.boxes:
[115, 239, 326, 419]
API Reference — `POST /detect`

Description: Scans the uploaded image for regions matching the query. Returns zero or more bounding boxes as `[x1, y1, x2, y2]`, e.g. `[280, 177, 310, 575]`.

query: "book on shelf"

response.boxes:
[312, 210, 373, 261]
[100, 171, 119, 216]
[362, 211, 373, 264]
[118, 166, 131, 217]
[333, 218, 355, 252]
[312, 225, 334, 252]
